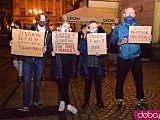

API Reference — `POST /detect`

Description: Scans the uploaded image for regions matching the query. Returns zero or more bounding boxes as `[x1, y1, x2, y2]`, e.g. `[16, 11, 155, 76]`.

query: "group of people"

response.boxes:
[9, 6, 149, 114]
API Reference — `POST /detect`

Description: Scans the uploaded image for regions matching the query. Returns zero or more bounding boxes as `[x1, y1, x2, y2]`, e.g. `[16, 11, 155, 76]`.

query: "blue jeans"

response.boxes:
[22, 57, 45, 107]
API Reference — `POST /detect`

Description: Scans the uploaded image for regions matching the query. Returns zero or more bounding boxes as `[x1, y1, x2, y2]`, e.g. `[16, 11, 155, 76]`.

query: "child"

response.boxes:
[79, 21, 105, 109]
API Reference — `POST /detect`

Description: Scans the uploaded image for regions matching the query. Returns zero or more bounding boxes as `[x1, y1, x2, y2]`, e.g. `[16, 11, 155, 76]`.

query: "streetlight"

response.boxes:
[29, 9, 42, 15]
[29, 9, 42, 23]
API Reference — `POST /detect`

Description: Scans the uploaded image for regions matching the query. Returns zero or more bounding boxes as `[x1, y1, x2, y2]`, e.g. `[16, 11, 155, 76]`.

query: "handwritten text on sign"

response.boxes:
[87, 33, 107, 55]
[52, 31, 78, 54]
[128, 26, 152, 44]
[11, 29, 44, 57]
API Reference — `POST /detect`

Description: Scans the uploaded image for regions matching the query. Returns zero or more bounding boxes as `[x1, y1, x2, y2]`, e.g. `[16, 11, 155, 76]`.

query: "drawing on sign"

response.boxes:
[52, 31, 78, 54]
[87, 33, 107, 55]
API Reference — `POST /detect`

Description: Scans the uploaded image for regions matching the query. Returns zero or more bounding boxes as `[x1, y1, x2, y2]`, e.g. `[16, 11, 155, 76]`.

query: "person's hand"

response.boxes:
[9, 40, 13, 46]
[75, 50, 80, 55]
[95, 52, 100, 56]
[149, 35, 152, 42]
[51, 50, 56, 56]
[118, 38, 128, 45]
[43, 46, 47, 53]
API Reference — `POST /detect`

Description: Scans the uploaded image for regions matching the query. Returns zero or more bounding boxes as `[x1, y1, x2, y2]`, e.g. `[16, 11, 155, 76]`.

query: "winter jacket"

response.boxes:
[110, 21, 141, 60]
[78, 38, 105, 79]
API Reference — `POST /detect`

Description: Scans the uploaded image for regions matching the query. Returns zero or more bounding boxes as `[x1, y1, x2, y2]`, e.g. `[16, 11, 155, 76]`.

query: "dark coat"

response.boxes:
[78, 38, 105, 79]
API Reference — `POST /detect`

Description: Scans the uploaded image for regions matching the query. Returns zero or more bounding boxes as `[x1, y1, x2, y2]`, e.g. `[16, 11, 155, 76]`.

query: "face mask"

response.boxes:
[111, 26, 115, 30]
[82, 29, 85, 32]
[61, 27, 69, 32]
[125, 15, 134, 21]
[90, 29, 98, 33]
[38, 21, 47, 27]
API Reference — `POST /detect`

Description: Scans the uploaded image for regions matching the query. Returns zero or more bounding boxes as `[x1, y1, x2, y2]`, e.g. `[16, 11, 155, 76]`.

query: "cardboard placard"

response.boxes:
[11, 29, 44, 57]
[128, 26, 152, 44]
[52, 31, 78, 54]
[87, 33, 107, 55]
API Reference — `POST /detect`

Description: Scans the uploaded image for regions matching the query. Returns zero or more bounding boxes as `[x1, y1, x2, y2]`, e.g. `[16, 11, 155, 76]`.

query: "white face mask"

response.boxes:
[61, 27, 69, 32]
[111, 26, 115, 30]
[82, 29, 85, 32]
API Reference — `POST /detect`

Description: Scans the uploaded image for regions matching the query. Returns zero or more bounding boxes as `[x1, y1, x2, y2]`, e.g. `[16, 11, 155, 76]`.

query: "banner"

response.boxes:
[52, 31, 78, 54]
[128, 26, 152, 44]
[87, 33, 107, 55]
[11, 29, 45, 57]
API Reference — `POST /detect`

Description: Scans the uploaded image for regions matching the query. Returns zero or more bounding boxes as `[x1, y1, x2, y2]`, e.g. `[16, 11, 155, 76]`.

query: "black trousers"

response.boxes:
[115, 56, 144, 101]
[84, 67, 102, 104]
[56, 63, 72, 105]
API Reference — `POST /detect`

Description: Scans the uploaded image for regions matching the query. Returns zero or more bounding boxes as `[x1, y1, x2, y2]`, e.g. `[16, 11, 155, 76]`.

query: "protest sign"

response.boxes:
[52, 31, 78, 54]
[128, 26, 152, 44]
[87, 33, 107, 55]
[11, 29, 45, 57]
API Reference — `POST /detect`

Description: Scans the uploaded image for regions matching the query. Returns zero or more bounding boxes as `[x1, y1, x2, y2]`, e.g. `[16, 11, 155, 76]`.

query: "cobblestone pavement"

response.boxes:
[0, 46, 160, 120]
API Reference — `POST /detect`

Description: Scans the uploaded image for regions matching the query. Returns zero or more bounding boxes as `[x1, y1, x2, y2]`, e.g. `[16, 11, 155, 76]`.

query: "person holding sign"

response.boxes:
[10, 13, 52, 112]
[110, 7, 148, 110]
[79, 21, 105, 110]
[51, 21, 78, 114]
[8, 20, 23, 82]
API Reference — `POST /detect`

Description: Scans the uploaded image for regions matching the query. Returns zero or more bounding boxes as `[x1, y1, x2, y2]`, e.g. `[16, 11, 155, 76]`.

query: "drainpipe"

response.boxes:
[86, 0, 89, 7]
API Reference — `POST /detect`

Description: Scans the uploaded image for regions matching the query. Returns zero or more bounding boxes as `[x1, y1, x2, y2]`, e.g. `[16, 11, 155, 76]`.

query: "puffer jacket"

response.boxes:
[110, 21, 141, 60]
[78, 38, 105, 79]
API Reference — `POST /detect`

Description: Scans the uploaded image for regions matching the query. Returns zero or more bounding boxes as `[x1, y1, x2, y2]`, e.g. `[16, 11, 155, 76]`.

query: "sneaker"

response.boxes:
[137, 99, 149, 110]
[17, 107, 29, 112]
[33, 101, 44, 109]
[82, 103, 89, 110]
[116, 100, 122, 110]
[67, 104, 78, 114]
[96, 102, 104, 108]
[58, 101, 65, 111]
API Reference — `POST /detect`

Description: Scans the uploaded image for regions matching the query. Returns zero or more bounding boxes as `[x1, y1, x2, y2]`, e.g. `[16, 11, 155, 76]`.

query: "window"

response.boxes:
[48, 9, 53, 15]
[56, 8, 60, 17]
[66, 0, 71, 6]
[20, 8, 25, 16]
[42, 8, 46, 12]
[49, 0, 52, 1]
[23, 23, 26, 29]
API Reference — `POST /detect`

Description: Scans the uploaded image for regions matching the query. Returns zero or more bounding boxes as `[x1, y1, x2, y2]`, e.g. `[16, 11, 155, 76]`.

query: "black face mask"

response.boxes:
[37, 21, 47, 27]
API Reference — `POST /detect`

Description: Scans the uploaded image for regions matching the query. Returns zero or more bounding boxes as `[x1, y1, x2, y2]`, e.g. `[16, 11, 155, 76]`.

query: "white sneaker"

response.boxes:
[58, 101, 65, 111]
[67, 104, 78, 114]
[17, 107, 29, 112]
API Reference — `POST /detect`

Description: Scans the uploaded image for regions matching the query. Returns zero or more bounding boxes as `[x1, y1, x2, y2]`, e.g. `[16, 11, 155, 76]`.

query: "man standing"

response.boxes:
[110, 7, 148, 110]
[15, 13, 52, 112]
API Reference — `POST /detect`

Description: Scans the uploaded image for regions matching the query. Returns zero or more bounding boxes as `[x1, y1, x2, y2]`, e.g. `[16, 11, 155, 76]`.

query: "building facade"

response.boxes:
[13, 0, 75, 29]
